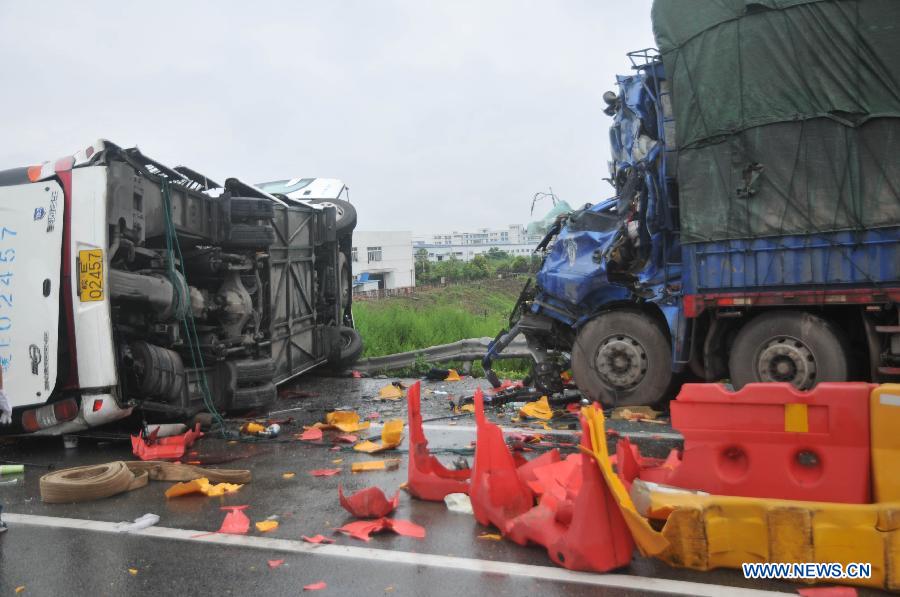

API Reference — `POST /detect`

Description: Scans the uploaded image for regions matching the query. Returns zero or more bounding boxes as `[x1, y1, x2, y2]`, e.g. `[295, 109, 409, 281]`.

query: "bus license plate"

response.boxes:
[78, 249, 104, 302]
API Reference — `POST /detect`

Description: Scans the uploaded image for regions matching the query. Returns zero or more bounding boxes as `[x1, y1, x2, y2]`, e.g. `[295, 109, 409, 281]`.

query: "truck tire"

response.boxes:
[224, 223, 275, 249]
[230, 382, 276, 411]
[230, 197, 275, 221]
[728, 310, 849, 390]
[328, 326, 363, 370]
[310, 199, 356, 234]
[571, 310, 672, 408]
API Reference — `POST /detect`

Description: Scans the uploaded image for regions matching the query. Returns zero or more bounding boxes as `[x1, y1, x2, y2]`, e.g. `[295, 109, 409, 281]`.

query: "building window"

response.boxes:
[351, 247, 358, 262]
[367, 246, 382, 262]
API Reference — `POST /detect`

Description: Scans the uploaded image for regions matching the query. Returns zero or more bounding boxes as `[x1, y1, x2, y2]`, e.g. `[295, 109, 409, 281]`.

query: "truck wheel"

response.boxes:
[328, 326, 363, 370]
[310, 199, 356, 234]
[728, 310, 849, 390]
[571, 310, 672, 407]
[224, 223, 275, 249]
[230, 197, 275, 221]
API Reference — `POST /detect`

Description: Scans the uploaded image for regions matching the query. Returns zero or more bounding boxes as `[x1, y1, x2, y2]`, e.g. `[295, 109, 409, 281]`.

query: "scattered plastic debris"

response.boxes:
[478, 533, 502, 541]
[610, 406, 663, 423]
[354, 419, 404, 453]
[241, 422, 266, 435]
[518, 396, 553, 420]
[351, 459, 401, 473]
[255, 520, 279, 533]
[335, 517, 425, 541]
[218, 505, 251, 535]
[128, 568, 138, 576]
[339, 485, 400, 518]
[302, 534, 335, 544]
[115, 513, 160, 533]
[303, 581, 327, 591]
[267, 559, 285, 569]
[444, 369, 461, 382]
[444, 493, 473, 514]
[378, 383, 404, 400]
[282, 472, 296, 480]
[335, 434, 358, 444]
[324, 411, 371, 433]
[796, 587, 858, 597]
[299, 427, 324, 441]
[310, 469, 342, 477]
[165, 477, 242, 498]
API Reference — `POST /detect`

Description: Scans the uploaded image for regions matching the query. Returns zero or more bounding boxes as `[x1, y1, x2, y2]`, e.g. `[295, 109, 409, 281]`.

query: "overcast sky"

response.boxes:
[0, 1, 655, 234]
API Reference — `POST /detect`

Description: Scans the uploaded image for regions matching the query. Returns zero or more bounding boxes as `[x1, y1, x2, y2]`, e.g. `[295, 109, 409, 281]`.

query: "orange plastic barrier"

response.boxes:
[642, 383, 873, 503]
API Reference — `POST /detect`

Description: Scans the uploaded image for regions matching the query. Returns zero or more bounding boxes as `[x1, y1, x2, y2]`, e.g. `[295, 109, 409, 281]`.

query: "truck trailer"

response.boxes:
[0, 140, 360, 435]
[485, 0, 900, 406]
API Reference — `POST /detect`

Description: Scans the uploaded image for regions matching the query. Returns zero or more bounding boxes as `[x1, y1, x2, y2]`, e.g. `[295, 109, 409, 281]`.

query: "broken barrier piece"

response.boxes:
[218, 505, 250, 535]
[469, 387, 533, 534]
[335, 517, 425, 541]
[131, 423, 203, 461]
[406, 381, 470, 501]
[515, 449, 560, 489]
[505, 494, 567, 548]
[338, 484, 400, 518]
[546, 409, 634, 572]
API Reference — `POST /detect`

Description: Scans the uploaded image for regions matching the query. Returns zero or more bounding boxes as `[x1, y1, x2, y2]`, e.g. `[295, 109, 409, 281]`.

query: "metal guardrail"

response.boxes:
[352, 336, 531, 374]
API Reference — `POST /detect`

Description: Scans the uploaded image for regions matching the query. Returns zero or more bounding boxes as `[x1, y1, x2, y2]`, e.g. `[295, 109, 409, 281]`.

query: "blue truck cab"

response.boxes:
[484, 35, 900, 407]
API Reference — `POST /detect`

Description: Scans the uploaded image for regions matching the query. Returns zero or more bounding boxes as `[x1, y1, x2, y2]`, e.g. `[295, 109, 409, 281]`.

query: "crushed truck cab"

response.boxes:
[0, 140, 360, 435]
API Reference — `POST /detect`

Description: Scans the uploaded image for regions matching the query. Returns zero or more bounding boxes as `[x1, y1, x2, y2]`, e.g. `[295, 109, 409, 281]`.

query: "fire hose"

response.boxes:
[39, 460, 251, 503]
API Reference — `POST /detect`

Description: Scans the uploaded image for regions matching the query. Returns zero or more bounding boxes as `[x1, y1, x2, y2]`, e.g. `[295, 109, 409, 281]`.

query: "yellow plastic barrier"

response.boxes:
[580, 388, 900, 591]
[872, 384, 900, 502]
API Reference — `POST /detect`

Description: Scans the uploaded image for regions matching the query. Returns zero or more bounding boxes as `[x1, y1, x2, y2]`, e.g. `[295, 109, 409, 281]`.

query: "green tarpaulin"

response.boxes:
[652, 0, 900, 243]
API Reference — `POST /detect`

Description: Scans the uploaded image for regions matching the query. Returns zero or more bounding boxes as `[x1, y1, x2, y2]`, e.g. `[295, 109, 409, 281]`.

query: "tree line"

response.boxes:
[414, 246, 543, 284]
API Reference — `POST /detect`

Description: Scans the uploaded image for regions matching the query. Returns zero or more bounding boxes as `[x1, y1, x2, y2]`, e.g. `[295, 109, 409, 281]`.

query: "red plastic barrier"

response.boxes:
[131, 423, 203, 461]
[547, 409, 634, 572]
[470, 388, 533, 533]
[406, 381, 471, 501]
[645, 382, 873, 503]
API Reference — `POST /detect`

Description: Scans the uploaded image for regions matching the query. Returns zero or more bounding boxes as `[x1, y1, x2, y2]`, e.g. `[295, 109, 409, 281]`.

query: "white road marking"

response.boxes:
[6, 512, 782, 597]
[371, 421, 683, 441]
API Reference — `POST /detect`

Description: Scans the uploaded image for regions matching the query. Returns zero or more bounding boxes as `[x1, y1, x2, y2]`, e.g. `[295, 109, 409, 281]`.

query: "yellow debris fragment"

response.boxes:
[519, 396, 553, 420]
[378, 384, 404, 400]
[255, 520, 279, 533]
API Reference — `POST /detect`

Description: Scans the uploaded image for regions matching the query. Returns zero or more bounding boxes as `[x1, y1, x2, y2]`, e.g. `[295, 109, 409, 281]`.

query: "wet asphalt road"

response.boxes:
[0, 375, 879, 596]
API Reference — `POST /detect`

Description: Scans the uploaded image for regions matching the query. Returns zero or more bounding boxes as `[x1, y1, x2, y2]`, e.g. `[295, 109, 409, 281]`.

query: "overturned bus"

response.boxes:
[0, 140, 360, 434]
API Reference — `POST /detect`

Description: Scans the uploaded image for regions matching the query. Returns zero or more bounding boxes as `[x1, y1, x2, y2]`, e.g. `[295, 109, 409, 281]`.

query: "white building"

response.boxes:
[415, 242, 537, 262]
[412, 224, 542, 263]
[351, 231, 415, 290]
[420, 224, 540, 247]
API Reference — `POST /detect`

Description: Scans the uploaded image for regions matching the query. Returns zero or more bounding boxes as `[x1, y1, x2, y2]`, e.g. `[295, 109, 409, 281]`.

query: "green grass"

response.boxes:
[352, 279, 531, 377]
